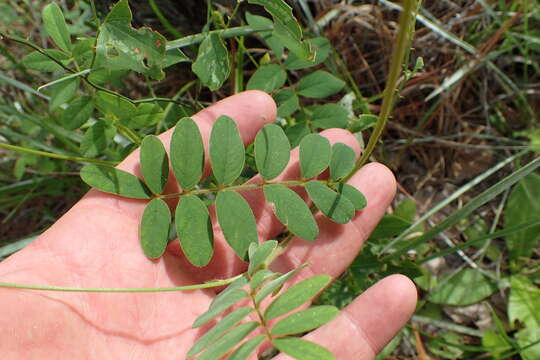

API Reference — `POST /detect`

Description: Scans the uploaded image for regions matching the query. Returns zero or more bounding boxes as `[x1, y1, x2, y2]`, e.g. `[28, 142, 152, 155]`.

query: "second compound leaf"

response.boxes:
[210, 116, 245, 185]
[140, 198, 171, 259]
[80, 164, 151, 199]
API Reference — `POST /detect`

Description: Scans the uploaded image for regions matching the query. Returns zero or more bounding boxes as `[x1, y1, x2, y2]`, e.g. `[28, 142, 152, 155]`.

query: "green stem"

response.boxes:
[148, 0, 183, 38]
[166, 25, 273, 50]
[117, 125, 143, 145]
[0, 142, 119, 166]
[0, 274, 242, 293]
[343, 0, 419, 182]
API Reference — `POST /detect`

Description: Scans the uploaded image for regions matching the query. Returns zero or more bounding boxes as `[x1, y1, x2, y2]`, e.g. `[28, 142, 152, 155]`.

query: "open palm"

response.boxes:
[0, 91, 416, 359]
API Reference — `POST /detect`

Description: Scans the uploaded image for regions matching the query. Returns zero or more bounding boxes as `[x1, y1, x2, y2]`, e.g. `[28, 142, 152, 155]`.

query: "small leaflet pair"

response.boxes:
[80, 115, 367, 267]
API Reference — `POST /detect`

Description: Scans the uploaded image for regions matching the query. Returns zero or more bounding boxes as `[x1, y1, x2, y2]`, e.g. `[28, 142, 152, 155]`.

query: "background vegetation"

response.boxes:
[1, 0, 540, 358]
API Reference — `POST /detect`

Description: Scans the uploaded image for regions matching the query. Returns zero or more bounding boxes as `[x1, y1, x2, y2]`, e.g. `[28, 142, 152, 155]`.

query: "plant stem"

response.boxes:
[166, 25, 273, 50]
[0, 274, 242, 293]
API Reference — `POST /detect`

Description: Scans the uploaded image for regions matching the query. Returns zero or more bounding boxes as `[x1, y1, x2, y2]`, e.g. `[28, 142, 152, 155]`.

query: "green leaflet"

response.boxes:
[265, 274, 331, 320]
[95, 91, 136, 121]
[170, 117, 204, 191]
[49, 77, 79, 110]
[175, 195, 214, 267]
[271, 305, 339, 336]
[21, 50, 70, 72]
[285, 37, 331, 70]
[140, 136, 168, 195]
[273, 337, 336, 360]
[254, 124, 291, 181]
[140, 198, 171, 259]
[61, 96, 94, 130]
[305, 181, 355, 224]
[42, 3, 72, 52]
[311, 104, 349, 129]
[254, 266, 304, 304]
[95, 0, 167, 80]
[209, 275, 249, 310]
[210, 115, 245, 186]
[187, 306, 253, 357]
[509, 276, 540, 360]
[274, 89, 300, 118]
[297, 70, 345, 99]
[250, 269, 279, 290]
[299, 134, 331, 179]
[215, 191, 258, 260]
[227, 335, 265, 360]
[336, 183, 367, 211]
[196, 322, 258, 360]
[264, 184, 318, 241]
[80, 120, 115, 157]
[329, 143, 356, 181]
[80, 164, 151, 199]
[129, 103, 164, 129]
[193, 289, 249, 328]
[429, 269, 497, 306]
[247, 240, 278, 276]
[246, 64, 287, 93]
[192, 32, 230, 90]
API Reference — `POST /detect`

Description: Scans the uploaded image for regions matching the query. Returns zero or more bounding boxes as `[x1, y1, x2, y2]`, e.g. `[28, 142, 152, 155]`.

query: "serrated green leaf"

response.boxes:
[297, 71, 345, 98]
[305, 181, 355, 224]
[210, 275, 249, 310]
[193, 289, 249, 328]
[254, 266, 304, 304]
[227, 335, 265, 360]
[187, 307, 253, 357]
[62, 96, 94, 130]
[271, 305, 339, 336]
[216, 191, 258, 260]
[254, 124, 290, 180]
[140, 198, 171, 259]
[80, 120, 115, 157]
[250, 269, 279, 290]
[170, 117, 204, 190]
[265, 274, 331, 320]
[246, 64, 286, 93]
[49, 77, 79, 110]
[192, 32, 230, 90]
[95, 0, 167, 79]
[285, 37, 331, 70]
[248, 240, 278, 276]
[336, 183, 367, 211]
[175, 195, 214, 267]
[299, 134, 331, 178]
[210, 115, 245, 185]
[42, 3, 72, 52]
[429, 269, 497, 306]
[264, 184, 318, 241]
[330, 143, 356, 180]
[95, 91, 136, 120]
[127, 103, 163, 129]
[21, 50, 70, 72]
[197, 322, 258, 360]
[80, 164, 151, 199]
[311, 104, 349, 129]
[273, 337, 336, 360]
[274, 89, 299, 118]
[140, 136, 168, 194]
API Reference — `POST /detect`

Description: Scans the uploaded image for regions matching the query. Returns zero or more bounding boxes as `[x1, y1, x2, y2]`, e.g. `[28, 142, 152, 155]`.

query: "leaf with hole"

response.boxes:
[192, 32, 230, 90]
[246, 64, 286, 93]
[299, 134, 331, 179]
[264, 184, 318, 241]
[140, 198, 171, 259]
[247, 240, 277, 276]
[311, 104, 349, 129]
[175, 195, 214, 267]
[42, 2, 72, 52]
[297, 71, 345, 99]
[329, 143, 356, 180]
[62, 96, 94, 130]
[305, 181, 355, 224]
[193, 289, 249, 328]
[196, 322, 258, 360]
[170, 117, 204, 191]
[216, 191, 258, 260]
[271, 305, 339, 336]
[140, 136, 168, 194]
[80, 164, 151, 199]
[210, 115, 245, 185]
[254, 124, 290, 181]
[336, 183, 367, 211]
[273, 337, 336, 360]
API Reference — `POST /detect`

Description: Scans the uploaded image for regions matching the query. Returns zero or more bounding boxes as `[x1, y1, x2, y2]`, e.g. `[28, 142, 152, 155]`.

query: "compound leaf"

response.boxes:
[297, 71, 345, 99]
[299, 134, 331, 179]
[140, 135, 168, 195]
[228, 335, 265, 360]
[170, 117, 204, 190]
[246, 64, 286, 93]
[62, 96, 94, 130]
[192, 32, 230, 90]
[273, 337, 336, 360]
[311, 104, 349, 129]
[140, 198, 171, 259]
[81, 164, 151, 199]
[336, 183, 367, 211]
[305, 181, 355, 224]
[329, 143, 356, 181]
[216, 191, 258, 260]
[42, 3, 72, 52]
[197, 322, 258, 360]
[248, 240, 278, 276]
[265, 274, 331, 320]
[271, 305, 339, 336]
[210, 115, 245, 185]
[193, 289, 249, 328]
[175, 195, 214, 267]
[254, 266, 304, 304]
[210, 275, 249, 310]
[254, 124, 290, 180]
[264, 184, 318, 241]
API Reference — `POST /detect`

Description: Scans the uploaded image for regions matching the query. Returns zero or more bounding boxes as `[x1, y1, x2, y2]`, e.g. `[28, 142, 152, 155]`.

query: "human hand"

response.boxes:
[0, 91, 417, 359]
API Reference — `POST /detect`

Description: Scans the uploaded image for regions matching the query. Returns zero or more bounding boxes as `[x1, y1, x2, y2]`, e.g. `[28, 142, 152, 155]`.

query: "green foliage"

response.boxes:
[428, 269, 497, 306]
[254, 124, 291, 181]
[140, 136, 168, 195]
[171, 117, 205, 191]
[192, 33, 230, 90]
[42, 3, 72, 53]
[210, 115, 245, 185]
[140, 198, 170, 259]
[80, 164, 151, 199]
[299, 134, 331, 178]
[509, 276, 540, 359]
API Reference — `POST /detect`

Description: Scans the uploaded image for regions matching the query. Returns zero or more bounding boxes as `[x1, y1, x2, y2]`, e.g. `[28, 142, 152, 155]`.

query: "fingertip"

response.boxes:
[319, 128, 362, 157]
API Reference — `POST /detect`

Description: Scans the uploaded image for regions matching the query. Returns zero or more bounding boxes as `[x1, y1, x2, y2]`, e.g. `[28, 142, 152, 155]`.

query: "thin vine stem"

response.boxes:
[166, 25, 272, 50]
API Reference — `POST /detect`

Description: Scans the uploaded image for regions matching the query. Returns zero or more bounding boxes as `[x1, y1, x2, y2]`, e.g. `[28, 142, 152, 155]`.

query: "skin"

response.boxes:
[0, 91, 417, 359]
